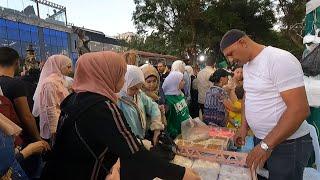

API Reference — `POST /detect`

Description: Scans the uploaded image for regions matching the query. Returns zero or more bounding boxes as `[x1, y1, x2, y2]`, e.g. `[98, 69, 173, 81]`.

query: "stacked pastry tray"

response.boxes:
[174, 138, 257, 180]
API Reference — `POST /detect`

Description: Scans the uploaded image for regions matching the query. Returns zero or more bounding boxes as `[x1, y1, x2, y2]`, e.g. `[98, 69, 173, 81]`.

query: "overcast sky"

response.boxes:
[1, 0, 137, 36]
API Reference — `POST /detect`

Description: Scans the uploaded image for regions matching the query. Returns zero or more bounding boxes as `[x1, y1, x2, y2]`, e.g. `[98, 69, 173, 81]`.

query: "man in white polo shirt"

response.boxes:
[220, 29, 312, 180]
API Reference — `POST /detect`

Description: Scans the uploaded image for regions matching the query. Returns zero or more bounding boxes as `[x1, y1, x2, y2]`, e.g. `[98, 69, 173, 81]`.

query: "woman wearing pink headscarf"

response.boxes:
[32, 55, 72, 141]
[41, 51, 200, 180]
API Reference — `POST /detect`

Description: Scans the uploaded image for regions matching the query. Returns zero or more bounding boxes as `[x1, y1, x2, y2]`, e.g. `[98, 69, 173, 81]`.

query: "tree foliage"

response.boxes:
[131, 0, 305, 61]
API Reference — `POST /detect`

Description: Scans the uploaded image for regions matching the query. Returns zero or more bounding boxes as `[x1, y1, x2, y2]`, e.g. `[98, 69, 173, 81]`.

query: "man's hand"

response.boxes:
[246, 145, 271, 170]
[158, 105, 165, 114]
[105, 159, 120, 180]
[234, 126, 248, 146]
[21, 140, 51, 158]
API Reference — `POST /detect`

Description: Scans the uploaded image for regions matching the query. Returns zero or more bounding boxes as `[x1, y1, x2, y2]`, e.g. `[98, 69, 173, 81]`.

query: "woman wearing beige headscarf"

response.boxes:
[41, 51, 199, 180]
[140, 64, 161, 101]
[33, 55, 72, 141]
[140, 64, 167, 126]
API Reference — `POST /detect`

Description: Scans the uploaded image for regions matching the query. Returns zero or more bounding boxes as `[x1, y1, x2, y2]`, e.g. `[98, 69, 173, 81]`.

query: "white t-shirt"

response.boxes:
[196, 66, 215, 104]
[243, 46, 310, 140]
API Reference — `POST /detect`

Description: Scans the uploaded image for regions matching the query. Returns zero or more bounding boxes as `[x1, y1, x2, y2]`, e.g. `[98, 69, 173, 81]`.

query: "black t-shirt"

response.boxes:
[159, 71, 169, 84]
[0, 75, 27, 104]
[17, 74, 39, 110]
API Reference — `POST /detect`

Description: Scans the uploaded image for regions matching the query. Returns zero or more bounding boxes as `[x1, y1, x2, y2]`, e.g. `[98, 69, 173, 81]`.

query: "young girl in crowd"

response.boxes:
[227, 85, 244, 128]
[224, 65, 243, 102]
[32, 55, 72, 142]
[140, 64, 162, 103]
[118, 65, 164, 145]
[203, 69, 241, 127]
[140, 64, 167, 126]
[171, 60, 191, 103]
[162, 71, 191, 139]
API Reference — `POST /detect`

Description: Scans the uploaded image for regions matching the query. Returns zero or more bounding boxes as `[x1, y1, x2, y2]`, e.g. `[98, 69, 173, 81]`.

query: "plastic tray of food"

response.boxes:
[172, 155, 257, 180]
[174, 138, 257, 180]
[176, 138, 230, 151]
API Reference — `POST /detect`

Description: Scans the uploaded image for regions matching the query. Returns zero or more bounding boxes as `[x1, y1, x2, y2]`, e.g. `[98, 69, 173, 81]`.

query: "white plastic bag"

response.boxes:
[304, 76, 320, 107]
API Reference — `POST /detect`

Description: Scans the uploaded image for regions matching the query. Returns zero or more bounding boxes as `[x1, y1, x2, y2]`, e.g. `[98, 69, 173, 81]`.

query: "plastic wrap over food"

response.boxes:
[192, 159, 220, 180]
[181, 118, 211, 141]
[176, 138, 229, 151]
[219, 164, 251, 180]
[304, 76, 320, 107]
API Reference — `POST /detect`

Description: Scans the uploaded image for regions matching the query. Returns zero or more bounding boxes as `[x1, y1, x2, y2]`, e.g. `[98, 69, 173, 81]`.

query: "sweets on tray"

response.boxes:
[198, 138, 229, 150]
[176, 139, 194, 147]
[172, 155, 193, 168]
[176, 138, 229, 151]
[209, 127, 235, 139]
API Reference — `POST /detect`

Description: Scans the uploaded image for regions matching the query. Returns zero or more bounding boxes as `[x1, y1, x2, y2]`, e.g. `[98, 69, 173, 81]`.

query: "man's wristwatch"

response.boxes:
[260, 141, 272, 152]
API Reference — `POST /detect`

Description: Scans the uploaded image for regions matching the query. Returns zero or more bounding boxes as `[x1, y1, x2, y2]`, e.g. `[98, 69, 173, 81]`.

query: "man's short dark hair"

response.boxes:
[157, 61, 166, 66]
[235, 85, 244, 100]
[220, 29, 246, 51]
[209, 68, 231, 84]
[0, 47, 20, 67]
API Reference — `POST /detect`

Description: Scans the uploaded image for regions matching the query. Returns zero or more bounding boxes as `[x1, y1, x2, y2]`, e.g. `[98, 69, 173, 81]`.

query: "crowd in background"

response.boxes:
[0, 28, 314, 180]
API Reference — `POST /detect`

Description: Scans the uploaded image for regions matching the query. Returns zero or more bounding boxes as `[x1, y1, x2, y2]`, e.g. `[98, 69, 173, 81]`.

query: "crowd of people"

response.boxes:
[0, 29, 314, 180]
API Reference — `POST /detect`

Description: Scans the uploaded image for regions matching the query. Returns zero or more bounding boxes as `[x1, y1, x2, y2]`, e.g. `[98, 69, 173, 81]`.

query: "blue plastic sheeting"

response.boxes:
[0, 18, 6, 27]
[20, 30, 31, 42]
[43, 28, 50, 35]
[31, 32, 39, 43]
[239, 136, 254, 153]
[56, 31, 62, 37]
[30, 26, 37, 32]
[62, 32, 67, 39]
[7, 28, 20, 40]
[18, 23, 31, 31]
[0, 18, 70, 59]
[6, 20, 18, 29]
[50, 36, 57, 46]
[71, 52, 78, 65]
[50, 29, 56, 36]
[62, 39, 68, 47]
[0, 27, 6, 39]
